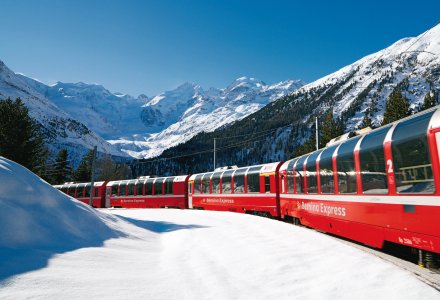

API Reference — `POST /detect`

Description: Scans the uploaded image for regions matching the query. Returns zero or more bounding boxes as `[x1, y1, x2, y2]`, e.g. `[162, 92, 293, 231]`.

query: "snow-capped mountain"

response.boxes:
[296, 23, 440, 129]
[111, 77, 303, 158]
[0, 60, 127, 164]
[2, 59, 303, 161]
[16, 76, 148, 139]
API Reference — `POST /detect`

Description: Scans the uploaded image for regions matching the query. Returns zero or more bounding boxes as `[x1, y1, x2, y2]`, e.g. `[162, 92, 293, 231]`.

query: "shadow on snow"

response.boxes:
[0, 223, 126, 284]
[117, 215, 209, 233]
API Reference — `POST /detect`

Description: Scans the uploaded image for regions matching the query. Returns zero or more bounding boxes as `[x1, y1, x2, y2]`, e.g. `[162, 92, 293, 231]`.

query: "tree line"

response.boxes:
[0, 98, 130, 184]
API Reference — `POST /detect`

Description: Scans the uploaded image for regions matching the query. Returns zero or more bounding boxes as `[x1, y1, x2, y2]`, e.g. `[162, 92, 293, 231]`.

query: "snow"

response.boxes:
[0, 156, 439, 299]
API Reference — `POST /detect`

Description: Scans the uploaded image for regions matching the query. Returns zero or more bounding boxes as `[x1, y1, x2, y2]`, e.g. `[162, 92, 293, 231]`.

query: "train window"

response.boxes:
[194, 174, 203, 194]
[306, 150, 322, 194]
[111, 184, 118, 196]
[392, 111, 435, 194]
[154, 178, 164, 195]
[294, 155, 308, 194]
[84, 184, 91, 197]
[119, 183, 127, 196]
[264, 176, 271, 193]
[221, 170, 235, 194]
[76, 186, 84, 197]
[202, 173, 213, 194]
[337, 136, 361, 194]
[165, 177, 175, 195]
[359, 126, 390, 194]
[145, 179, 154, 195]
[94, 188, 99, 197]
[136, 181, 144, 196]
[286, 159, 297, 193]
[234, 168, 247, 193]
[247, 166, 263, 193]
[319, 144, 338, 194]
[212, 172, 223, 194]
[127, 182, 135, 196]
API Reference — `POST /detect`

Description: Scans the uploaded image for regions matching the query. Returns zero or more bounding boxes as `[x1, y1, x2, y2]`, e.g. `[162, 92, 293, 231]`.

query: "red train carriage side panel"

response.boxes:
[279, 107, 440, 254]
[188, 162, 282, 217]
[55, 181, 107, 208]
[106, 175, 189, 209]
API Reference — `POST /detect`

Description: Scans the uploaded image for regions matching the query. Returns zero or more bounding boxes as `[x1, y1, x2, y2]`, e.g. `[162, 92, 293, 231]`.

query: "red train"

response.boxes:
[55, 176, 189, 209]
[55, 107, 440, 266]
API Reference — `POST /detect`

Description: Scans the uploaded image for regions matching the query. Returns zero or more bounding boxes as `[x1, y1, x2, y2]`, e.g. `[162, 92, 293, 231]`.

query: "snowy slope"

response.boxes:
[111, 77, 303, 158]
[0, 60, 127, 163]
[0, 156, 439, 299]
[295, 23, 440, 129]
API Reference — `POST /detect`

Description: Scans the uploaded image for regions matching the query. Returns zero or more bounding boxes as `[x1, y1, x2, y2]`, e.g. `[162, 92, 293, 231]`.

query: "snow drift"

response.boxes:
[0, 156, 121, 280]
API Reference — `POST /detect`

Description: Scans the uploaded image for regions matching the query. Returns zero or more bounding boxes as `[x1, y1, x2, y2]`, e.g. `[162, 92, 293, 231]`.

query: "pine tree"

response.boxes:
[0, 98, 48, 173]
[421, 90, 438, 111]
[74, 149, 94, 182]
[319, 112, 344, 148]
[382, 90, 410, 125]
[96, 155, 131, 181]
[359, 107, 373, 129]
[52, 149, 73, 184]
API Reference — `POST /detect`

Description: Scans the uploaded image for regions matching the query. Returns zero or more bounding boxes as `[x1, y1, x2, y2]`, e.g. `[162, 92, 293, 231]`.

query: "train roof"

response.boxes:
[280, 105, 440, 172]
[107, 175, 188, 186]
[189, 162, 282, 180]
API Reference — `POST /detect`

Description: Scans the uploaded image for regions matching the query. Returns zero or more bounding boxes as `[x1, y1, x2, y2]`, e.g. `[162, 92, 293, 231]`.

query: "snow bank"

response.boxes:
[0, 157, 118, 249]
[0, 156, 121, 280]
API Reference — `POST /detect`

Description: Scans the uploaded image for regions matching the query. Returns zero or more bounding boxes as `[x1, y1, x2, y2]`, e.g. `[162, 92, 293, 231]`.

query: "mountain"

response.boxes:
[2, 60, 303, 162]
[139, 23, 440, 175]
[16, 76, 148, 139]
[0, 60, 127, 165]
[111, 77, 303, 158]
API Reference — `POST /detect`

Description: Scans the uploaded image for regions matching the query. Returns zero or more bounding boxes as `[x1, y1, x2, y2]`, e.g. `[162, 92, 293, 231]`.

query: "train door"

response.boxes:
[105, 187, 111, 208]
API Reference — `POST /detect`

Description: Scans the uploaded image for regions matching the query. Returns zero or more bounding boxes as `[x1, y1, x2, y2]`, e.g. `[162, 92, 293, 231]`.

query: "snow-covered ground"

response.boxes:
[0, 156, 439, 299]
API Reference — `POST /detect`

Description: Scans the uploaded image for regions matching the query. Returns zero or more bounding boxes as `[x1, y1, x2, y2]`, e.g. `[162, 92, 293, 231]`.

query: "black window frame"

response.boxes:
[211, 172, 223, 194]
[221, 170, 235, 194]
[392, 111, 435, 194]
[319, 144, 338, 194]
[247, 166, 263, 193]
[164, 177, 175, 195]
[233, 168, 248, 194]
[202, 173, 213, 194]
[194, 174, 203, 194]
[294, 155, 308, 194]
[359, 126, 391, 194]
[306, 150, 322, 194]
[153, 178, 164, 195]
[336, 136, 361, 194]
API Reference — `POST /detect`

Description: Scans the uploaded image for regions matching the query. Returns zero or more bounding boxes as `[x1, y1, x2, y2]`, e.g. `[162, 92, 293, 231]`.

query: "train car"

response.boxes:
[278, 107, 440, 260]
[54, 181, 107, 208]
[106, 175, 189, 209]
[188, 162, 282, 217]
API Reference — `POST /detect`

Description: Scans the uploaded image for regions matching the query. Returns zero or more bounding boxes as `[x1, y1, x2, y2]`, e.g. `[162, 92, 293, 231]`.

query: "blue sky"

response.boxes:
[0, 0, 439, 96]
